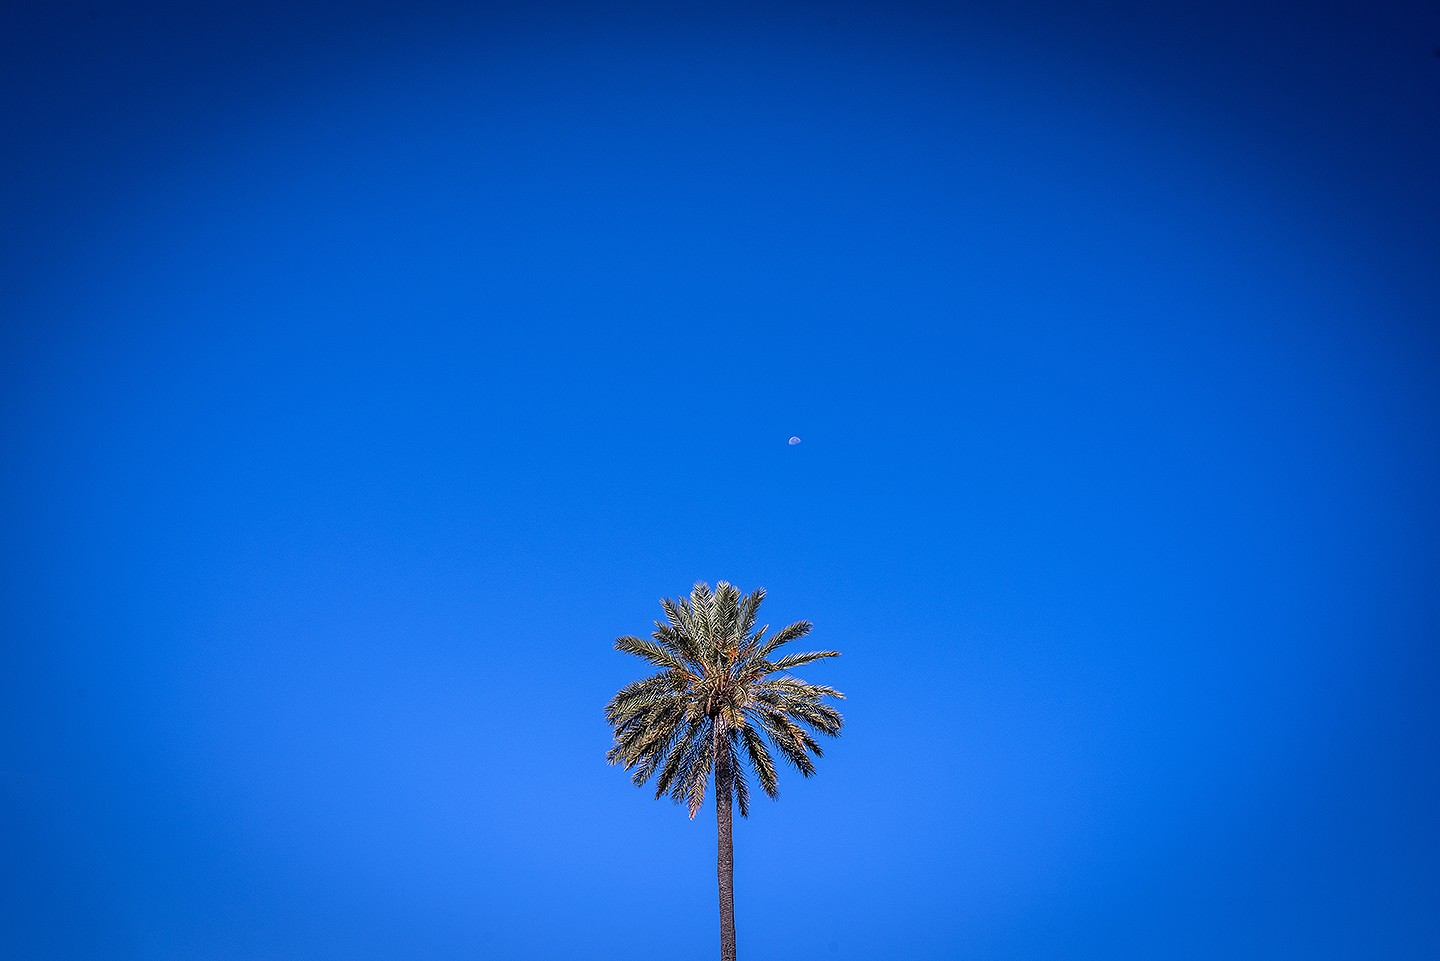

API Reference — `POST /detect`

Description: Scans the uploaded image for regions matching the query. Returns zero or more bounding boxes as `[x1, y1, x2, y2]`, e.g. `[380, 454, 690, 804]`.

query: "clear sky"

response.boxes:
[2, 1, 1438, 959]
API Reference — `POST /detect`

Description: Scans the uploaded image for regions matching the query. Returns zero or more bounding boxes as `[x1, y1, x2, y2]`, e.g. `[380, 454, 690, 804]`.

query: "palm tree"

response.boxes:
[605, 581, 845, 961]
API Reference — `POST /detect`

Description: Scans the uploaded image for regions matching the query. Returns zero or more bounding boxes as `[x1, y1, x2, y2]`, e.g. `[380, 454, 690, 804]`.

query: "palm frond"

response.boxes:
[752, 676, 845, 700]
[736, 587, 765, 643]
[651, 622, 703, 668]
[713, 582, 742, 649]
[727, 731, 751, 818]
[632, 713, 685, 786]
[683, 729, 715, 819]
[767, 649, 841, 673]
[786, 699, 845, 737]
[614, 634, 685, 671]
[664, 596, 706, 656]
[755, 709, 818, 776]
[608, 699, 685, 770]
[754, 619, 812, 660]
[740, 722, 780, 800]
[605, 672, 684, 723]
[689, 582, 715, 645]
[655, 717, 708, 799]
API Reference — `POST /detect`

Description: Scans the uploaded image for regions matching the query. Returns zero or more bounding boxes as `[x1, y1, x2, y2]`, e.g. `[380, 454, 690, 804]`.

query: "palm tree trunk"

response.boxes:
[715, 725, 737, 961]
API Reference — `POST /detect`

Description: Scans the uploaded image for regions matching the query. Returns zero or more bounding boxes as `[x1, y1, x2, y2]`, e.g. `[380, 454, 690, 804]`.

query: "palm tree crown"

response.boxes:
[605, 581, 845, 819]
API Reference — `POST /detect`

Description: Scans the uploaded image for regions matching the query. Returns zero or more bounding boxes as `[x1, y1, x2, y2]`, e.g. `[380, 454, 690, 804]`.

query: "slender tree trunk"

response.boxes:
[715, 724, 737, 961]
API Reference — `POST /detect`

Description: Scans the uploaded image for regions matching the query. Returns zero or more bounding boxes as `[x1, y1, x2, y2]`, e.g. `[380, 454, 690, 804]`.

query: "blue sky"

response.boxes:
[3, 2, 1438, 958]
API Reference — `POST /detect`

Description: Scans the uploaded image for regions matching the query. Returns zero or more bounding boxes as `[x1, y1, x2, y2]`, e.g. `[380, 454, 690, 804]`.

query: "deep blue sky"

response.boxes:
[3, 2, 1438, 959]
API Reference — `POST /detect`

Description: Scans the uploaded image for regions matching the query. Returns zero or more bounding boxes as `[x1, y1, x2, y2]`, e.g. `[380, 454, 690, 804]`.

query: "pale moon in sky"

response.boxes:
[787, 436, 802, 445]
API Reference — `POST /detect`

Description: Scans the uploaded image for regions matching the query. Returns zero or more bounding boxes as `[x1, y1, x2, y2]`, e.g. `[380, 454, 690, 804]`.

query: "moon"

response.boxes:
[787, 436, 802, 445]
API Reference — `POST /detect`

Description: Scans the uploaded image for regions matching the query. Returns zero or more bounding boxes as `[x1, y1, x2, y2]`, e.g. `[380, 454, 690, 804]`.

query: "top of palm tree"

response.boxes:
[605, 581, 845, 819]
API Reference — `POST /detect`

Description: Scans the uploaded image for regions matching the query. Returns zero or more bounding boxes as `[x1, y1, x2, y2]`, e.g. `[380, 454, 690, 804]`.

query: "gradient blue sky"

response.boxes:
[3, 2, 1438, 959]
